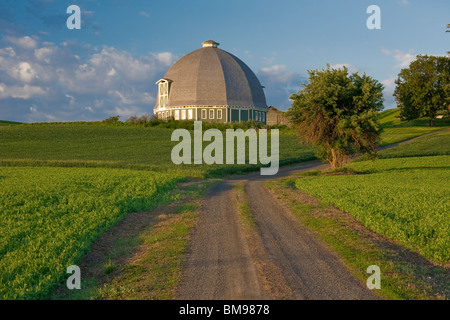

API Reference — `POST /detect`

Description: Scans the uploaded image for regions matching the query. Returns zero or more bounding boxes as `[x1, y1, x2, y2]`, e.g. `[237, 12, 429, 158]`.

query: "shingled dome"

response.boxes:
[154, 40, 268, 123]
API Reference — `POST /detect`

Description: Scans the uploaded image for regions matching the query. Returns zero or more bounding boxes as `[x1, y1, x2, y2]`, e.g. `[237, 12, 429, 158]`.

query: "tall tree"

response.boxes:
[394, 55, 450, 126]
[287, 65, 384, 169]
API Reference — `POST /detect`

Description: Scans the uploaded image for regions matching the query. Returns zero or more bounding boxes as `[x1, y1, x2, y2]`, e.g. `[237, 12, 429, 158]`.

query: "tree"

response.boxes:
[393, 55, 450, 126]
[287, 65, 384, 169]
[103, 115, 120, 123]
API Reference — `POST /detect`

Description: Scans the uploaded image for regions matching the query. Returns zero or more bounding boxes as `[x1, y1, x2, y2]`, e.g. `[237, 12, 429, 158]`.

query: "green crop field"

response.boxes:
[0, 167, 181, 299]
[294, 133, 450, 264]
[0, 122, 315, 299]
[0, 123, 315, 177]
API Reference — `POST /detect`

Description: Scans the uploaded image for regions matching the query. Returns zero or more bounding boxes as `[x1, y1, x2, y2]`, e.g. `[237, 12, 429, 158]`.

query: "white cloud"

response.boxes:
[381, 76, 396, 89]
[34, 47, 54, 63]
[259, 65, 296, 83]
[0, 47, 15, 57]
[27, 105, 58, 122]
[0, 37, 175, 122]
[330, 63, 359, 74]
[108, 106, 146, 119]
[0, 83, 47, 99]
[65, 94, 76, 105]
[382, 48, 416, 68]
[152, 52, 177, 67]
[139, 11, 150, 18]
[6, 36, 38, 50]
[8, 62, 37, 83]
[107, 68, 116, 76]
[257, 65, 306, 110]
[381, 76, 398, 108]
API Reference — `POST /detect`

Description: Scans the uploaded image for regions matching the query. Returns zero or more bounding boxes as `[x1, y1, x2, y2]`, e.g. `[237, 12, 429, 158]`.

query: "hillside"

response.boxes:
[377, 108, 450, 145]
[0, 120, 22, 126]
[0, 123, 315, 177]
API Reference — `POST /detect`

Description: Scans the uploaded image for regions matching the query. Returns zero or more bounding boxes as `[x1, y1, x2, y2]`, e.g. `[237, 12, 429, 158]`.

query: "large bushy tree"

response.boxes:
[287, 65, 384, 169]
[394, 55, 450, 126]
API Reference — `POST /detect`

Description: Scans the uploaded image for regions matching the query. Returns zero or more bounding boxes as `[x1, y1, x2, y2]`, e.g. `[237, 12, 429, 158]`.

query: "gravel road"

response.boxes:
[177, 161, 380, 300]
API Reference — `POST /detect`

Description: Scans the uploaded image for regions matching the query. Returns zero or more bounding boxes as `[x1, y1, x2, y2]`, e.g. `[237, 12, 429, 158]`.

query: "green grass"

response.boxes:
[380, 127, 446, 145]
[379, 130, 450, 158]
[378, 108, 450, 128]
[0, 120, 22, 126]
[235, 183, 257, 230]
[0, 123, 316, 177]
[0, 167, 181, 299]
[378, 108, 403, 126]
[294, 155, 450, 265]
[377, 108, 450, 145]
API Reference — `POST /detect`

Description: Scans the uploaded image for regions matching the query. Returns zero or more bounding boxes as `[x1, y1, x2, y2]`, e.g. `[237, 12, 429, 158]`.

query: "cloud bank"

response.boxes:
[0, 35, 177, 122]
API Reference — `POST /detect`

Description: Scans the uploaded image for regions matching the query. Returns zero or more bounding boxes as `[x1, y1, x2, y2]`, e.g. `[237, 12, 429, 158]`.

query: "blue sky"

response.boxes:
[0, 0, 448, 122]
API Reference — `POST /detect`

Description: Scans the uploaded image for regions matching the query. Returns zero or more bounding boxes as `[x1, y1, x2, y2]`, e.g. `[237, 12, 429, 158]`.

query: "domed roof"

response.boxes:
[158, 41, 267, 109]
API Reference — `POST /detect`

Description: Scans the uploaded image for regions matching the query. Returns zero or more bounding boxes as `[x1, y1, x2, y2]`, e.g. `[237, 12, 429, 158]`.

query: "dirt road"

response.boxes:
[177, 161, 380, 300]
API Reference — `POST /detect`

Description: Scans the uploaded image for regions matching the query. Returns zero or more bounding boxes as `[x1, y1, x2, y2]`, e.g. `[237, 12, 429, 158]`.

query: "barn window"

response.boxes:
[202, 109, 207, 119]
[156, 79, 170, 109]
[174, 110, 180, 120]
[188, 109, 193, 120]
[217, 109, 222, 119]
[181, 109, 186, 120]
[209, 109, 214, 119]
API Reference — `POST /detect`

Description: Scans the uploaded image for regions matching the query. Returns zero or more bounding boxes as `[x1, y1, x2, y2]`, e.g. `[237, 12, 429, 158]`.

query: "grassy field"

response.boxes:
[377, 108, 450, 145]
[0, 167, 181, 299]
[0, 123, 315, 177]
[293, 134, 450, 265]
[379, 130, 450, 158]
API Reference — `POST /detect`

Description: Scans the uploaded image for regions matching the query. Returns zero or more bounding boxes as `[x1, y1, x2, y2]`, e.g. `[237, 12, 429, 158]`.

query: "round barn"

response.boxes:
[154, 40, 268, 123]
